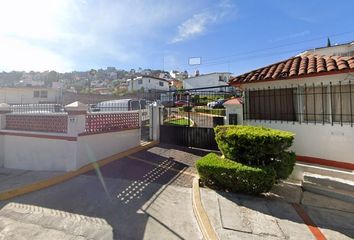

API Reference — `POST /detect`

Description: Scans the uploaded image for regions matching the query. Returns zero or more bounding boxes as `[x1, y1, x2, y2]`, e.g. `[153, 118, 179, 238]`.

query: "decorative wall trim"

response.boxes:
[296, 155, 354, 171]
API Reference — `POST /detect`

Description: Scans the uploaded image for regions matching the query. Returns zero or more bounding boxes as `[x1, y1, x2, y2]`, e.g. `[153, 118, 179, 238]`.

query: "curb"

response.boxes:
[0, 141, 158, 201]
[192, 177, 219, 240]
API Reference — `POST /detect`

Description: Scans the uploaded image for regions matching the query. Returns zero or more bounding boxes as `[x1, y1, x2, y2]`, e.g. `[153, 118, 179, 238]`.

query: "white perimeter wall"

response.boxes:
[245, 120, 354, 165]
[76, 129, 140, 169]
[3, 135, 77, 171]
[0, 129, 140, 171]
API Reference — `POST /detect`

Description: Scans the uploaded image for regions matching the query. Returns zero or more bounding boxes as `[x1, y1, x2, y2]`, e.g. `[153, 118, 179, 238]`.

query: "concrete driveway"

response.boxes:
[0, 144, 207, 240]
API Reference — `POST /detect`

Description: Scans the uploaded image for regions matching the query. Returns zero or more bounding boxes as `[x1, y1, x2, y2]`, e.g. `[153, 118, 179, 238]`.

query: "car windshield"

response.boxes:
[130, 100, 140, 110]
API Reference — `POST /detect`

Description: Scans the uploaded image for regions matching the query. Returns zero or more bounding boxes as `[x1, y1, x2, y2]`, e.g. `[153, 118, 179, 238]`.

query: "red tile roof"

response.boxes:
[223, 97, 243, 105]
[229, 54, 354, 85]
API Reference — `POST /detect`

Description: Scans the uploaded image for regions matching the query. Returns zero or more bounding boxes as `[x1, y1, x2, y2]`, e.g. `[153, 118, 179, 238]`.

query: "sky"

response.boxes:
[0, 0, 354, 76]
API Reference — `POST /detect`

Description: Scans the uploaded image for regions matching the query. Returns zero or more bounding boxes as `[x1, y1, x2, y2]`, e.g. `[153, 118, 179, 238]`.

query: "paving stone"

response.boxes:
[0, 203, 113, 240]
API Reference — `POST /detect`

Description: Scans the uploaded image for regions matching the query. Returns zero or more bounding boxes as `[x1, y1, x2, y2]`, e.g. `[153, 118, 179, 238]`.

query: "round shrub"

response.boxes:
[272, 151, 296, 180]
[214, 125, 294, 165]
[196, 153, 276, 195]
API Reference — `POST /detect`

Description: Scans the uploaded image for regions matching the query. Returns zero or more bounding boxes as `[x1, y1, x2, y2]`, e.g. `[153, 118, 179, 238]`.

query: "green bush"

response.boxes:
[214, 125, 294, 165]
[178, 106, 192, 112]
[194, 108, 226, 116]
[196, 153, 276, 194]
[272, 151, 296, 179]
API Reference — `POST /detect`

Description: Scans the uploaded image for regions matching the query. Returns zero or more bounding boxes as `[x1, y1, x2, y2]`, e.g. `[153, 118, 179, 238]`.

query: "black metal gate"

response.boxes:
[160, 125, 219, 150]
[158, 86, 238, 150]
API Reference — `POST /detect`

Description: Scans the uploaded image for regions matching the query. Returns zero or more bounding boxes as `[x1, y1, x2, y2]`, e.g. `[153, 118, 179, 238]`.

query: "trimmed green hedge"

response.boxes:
[178, 106, 193, 112]
[214, 125, 294, 165]
[272, 151, 296, 180]
[196, 153, 276, 194]
[165, 118, 189, 126]
[195, 108, 226, 116]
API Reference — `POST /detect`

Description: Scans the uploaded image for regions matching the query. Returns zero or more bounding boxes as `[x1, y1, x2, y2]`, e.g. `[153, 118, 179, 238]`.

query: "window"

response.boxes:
[245, 82, 354, 125]
[159, 81, 164, 87]
[40, 90, 48, 98]
[248, 88, 297, 121]
[302, 86, 329, 123]
[331, 84, 354, 123]
[140, 99, 147, 109]
[219, 76, 223, 81]
[33, 90, 40, 98]
[130, 100, 140, 110]
[138, 79, 143, 84]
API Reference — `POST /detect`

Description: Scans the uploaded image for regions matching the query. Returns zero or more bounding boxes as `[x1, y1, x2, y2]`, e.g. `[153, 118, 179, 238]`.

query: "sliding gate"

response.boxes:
[159, 86, 237, 150]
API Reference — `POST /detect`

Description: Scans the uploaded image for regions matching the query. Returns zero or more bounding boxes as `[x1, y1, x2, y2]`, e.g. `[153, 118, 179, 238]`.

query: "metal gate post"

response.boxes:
[149, 101, 164, 141]
[223, 98, 243, 125]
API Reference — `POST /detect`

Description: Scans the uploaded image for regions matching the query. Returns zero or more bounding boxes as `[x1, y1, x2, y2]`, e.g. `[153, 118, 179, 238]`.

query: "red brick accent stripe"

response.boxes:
[0, 131, 77, 141]
[296, 155, 354, 171]
[292, 203, 327, 240]
[6, 115, 68, 133]
[85, 112, 139, 134]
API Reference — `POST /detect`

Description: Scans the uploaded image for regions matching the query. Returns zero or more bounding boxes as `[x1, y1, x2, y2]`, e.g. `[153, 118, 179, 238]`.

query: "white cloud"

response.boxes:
[0, 0, 215, 71]
[0, 36, 72, 72]
[0, 0, 191, 71]
[172, 0, 236, 43]
[172, 12, 216, 43]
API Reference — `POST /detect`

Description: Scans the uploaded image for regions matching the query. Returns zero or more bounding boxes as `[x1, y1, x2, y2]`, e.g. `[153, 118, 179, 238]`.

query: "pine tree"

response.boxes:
[327, 37, 331, 47]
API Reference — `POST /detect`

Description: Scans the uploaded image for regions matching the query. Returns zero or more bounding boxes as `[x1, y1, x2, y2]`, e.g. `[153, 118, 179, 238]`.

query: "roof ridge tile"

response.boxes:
[230, 54, 354, 84]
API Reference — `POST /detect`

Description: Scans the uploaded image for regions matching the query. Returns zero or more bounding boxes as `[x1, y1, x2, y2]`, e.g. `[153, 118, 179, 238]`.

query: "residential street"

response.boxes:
[0, 144, 206, 240]
[1, 144, 354, 240]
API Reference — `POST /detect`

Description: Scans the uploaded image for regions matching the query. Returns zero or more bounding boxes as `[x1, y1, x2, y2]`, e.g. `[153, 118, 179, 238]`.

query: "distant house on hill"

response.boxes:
[183, 72, 231, 91]
[127, 75, 170, 92]
[0, 87, 62, 104]
[169, 79, 183, 90]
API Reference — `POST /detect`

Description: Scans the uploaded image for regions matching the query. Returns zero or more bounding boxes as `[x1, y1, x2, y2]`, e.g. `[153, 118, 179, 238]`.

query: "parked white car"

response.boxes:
[91, 99, 150, 121]
[207, 99, 226, 108]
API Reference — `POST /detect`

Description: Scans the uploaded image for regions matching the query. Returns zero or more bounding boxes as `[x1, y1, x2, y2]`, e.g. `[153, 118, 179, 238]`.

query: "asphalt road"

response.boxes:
[0, 144, 208, 240]
[166, 108, 217, 128]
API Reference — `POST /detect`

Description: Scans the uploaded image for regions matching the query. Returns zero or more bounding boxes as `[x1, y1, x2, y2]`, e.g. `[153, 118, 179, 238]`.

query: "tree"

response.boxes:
[327, 37, 331, 47]
[43, 71, 58, 87]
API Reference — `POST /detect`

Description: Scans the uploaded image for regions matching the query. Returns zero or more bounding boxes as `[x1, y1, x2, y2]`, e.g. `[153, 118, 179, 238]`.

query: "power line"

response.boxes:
[200, 30, 354, 64]
[181, 46, 309, 71]
[169, 30, 354, 71]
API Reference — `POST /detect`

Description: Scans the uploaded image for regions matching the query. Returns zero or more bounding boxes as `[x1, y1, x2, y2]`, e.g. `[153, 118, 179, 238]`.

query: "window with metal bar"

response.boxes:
[245, 82, 354, 126]
[248, 88, 297, 121]
[332, 84, 354, 123]
[302, 86, 329, 123]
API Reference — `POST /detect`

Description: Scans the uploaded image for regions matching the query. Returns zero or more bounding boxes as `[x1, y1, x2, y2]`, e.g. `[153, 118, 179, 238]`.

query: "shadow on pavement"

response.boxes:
[0, 144, 205, 240]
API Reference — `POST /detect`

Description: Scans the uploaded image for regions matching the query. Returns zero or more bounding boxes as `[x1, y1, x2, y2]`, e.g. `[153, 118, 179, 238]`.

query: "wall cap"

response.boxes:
[0, 103, 11, 113]
[65, 101, 88, 113]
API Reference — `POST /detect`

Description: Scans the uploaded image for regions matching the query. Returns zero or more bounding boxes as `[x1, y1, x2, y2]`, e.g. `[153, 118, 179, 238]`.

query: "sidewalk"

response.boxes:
[0, 168, 64, 193]
[0, 142, 158, 200]
[200, 187, 354, 240]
